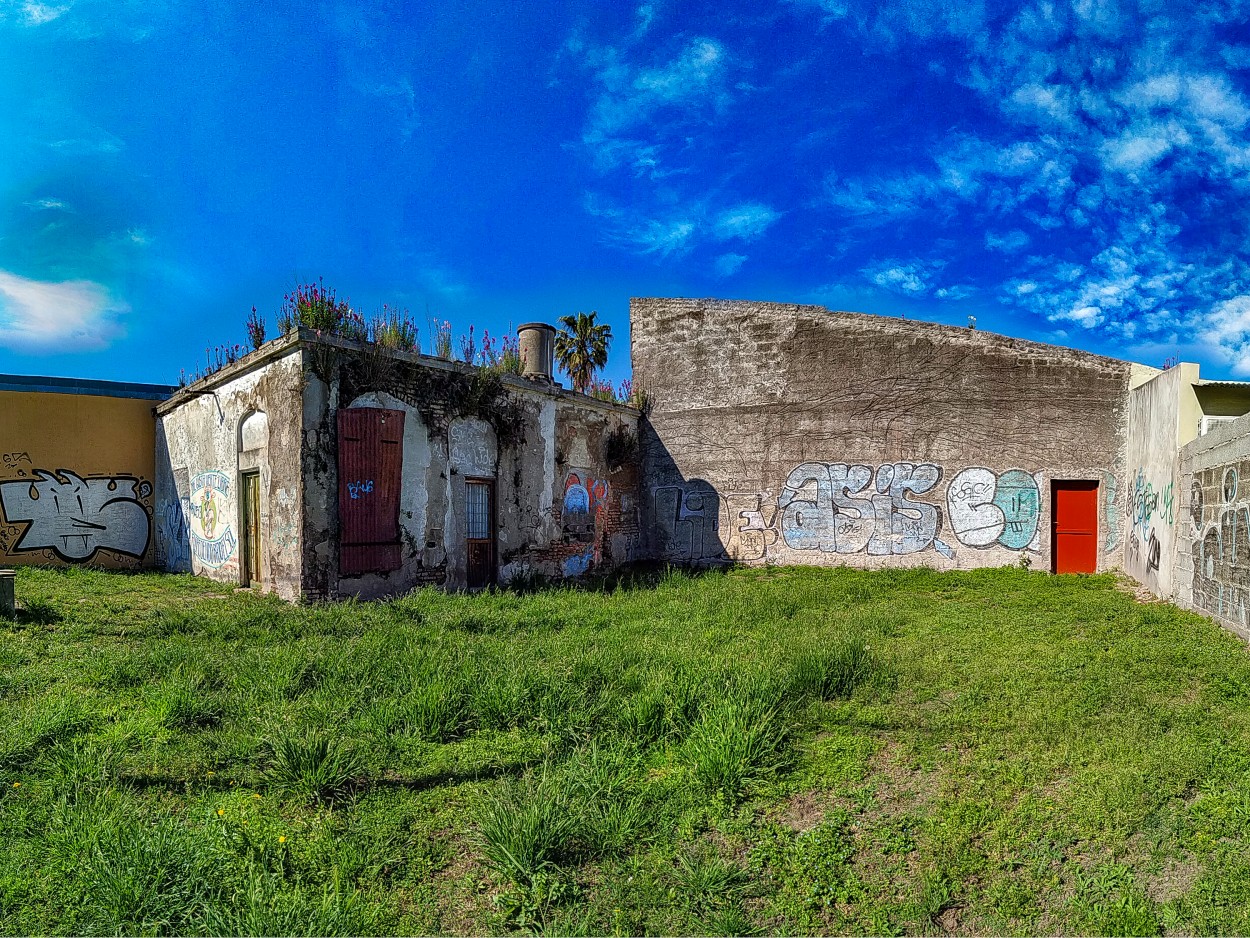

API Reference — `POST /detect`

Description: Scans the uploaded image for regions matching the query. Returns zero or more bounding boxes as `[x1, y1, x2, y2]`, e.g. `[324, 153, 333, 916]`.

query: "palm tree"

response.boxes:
[555, 311, 612, 393]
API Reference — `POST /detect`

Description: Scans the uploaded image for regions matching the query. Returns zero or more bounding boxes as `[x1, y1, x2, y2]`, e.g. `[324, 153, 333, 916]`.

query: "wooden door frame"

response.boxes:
[240, 469, 261, 587]
[465, 477, 496, 589]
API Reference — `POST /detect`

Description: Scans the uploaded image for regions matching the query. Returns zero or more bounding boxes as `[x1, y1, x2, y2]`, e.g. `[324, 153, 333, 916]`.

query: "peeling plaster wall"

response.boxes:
[299, 341, 640, 599]
[155, 345, 304, 600]
[631, 297, 1136, 571]
[1123, 365, 1198, 596]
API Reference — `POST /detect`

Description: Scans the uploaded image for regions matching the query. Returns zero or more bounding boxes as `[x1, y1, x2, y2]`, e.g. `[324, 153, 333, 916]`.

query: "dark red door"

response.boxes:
[1052, 480, 1099, 574]
[337, 408, 405, 576]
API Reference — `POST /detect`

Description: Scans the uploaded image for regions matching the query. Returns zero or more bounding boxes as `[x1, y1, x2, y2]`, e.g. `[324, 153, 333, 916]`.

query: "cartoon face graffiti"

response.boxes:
[0, 469, 151, 562]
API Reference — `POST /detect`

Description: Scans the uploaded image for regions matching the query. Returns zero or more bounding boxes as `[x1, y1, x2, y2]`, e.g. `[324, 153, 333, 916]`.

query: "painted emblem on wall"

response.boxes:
[187, 470, 237, 568]
[0, 469, 152, 562]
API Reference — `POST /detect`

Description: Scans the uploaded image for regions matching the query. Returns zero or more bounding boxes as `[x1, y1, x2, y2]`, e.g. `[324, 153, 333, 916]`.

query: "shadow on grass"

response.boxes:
[503, 560, 730, 596]
[118, 758, 538, 798]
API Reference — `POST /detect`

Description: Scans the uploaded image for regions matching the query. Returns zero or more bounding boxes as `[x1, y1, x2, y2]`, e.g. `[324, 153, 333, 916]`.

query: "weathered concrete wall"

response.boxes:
[300, 338, 640, 599]
[1175, 413, 1250, 640]
[0, 382, 168, 568]
[154, 339, 305, 600]
[1123, 365, 1199, 595]
[632, 297, 1139, 571]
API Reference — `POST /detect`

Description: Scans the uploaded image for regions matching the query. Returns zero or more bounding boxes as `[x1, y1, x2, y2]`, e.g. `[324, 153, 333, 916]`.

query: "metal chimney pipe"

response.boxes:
[517, 322, 556, 383]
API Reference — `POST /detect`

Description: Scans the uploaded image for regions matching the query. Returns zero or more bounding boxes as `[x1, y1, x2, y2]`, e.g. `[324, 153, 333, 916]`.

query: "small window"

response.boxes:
[465, 479, 495, 589]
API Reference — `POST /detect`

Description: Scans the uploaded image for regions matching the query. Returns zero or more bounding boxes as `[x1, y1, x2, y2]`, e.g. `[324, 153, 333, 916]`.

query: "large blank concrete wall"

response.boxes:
[632, 298, 1137, 571]
[1123, 365, 1199, 595]
[1175, 413, 1250, 640]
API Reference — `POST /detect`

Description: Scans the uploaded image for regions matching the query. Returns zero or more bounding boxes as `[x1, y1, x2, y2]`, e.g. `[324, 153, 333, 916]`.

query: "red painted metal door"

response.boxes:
[337, 408, 405, 576]
[1052, 480, 1099, 574]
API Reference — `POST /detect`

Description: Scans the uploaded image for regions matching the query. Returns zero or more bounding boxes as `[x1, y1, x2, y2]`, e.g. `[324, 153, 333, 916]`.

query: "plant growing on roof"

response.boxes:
[280, 278, 354, 334]
[554, 311, 612, 394]
[371, 304, 418, 352]
[246, 306, 266, 350]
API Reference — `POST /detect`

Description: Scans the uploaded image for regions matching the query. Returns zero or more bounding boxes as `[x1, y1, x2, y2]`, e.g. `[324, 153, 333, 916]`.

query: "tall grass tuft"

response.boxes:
[475, 768, 578, 885]
[198, 871, 371, 937]
[684, 696, 786, 804]
[788, 631, 889, 701]
[265, 731, 364, 805]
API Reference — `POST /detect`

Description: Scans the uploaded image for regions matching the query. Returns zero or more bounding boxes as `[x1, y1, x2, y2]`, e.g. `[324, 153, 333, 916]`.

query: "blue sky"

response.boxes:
[2, 0, 1250, 388]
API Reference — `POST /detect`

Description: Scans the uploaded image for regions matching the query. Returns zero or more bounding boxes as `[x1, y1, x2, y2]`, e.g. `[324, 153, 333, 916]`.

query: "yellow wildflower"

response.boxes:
[279, 836, 286, 843]
[217, 808, 224, 816]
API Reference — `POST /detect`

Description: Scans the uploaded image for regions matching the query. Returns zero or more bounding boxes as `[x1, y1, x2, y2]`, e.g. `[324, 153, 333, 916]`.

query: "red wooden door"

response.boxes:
[337, 408, 405, 576]
[1052, 480, 1099, 574]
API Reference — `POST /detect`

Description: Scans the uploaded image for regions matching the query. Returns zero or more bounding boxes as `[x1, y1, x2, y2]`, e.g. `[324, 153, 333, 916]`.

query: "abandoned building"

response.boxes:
[4, 298, 1250, 642]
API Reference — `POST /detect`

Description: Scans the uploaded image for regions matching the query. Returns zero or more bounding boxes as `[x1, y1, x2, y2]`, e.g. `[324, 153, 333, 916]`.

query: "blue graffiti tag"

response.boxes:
[347, 480, 374, 500]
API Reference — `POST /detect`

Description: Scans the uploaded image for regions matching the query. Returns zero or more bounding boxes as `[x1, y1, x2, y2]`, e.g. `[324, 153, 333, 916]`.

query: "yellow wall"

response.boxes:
[0, 391, 158, 568]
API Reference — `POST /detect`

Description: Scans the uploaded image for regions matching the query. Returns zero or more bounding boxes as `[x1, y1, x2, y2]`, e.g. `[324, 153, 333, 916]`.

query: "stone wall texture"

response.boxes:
[1173, 412, 1250, 640]
[631, 297, 1138, 571]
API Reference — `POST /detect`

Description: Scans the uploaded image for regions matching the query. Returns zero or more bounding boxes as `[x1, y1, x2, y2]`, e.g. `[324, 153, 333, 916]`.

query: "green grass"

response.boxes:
[2, 564, 1250, 934]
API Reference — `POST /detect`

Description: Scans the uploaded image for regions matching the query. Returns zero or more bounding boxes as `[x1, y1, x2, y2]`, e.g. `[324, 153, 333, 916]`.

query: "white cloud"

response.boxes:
[23, 197, 70, 211]
[0, 269, 124, 351]
[1199, 295, 1250, 375]
[8, 1, 72, 25]
[581, 36, 732, 172]
[985, 229, 1030, 252]
[862, 259, 937, 295]
[714, 253, 747, 276]
[712, 203, 781, 241]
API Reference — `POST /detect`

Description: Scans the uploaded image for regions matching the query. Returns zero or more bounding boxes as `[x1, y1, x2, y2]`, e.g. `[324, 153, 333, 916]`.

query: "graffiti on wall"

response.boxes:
[0, 469, 152, 562]
[652, 460, 1114, 566]
[652, 481, 726, 563]
[946, 468, 1041, 551]
[187, 470, 237, 568]
[160, 497, 192, 571]
[562, 471, 609, 576]
[1192, 462, 1250, 629]
[1127, 466, 1175, 580]
[778, 462, 956, 557]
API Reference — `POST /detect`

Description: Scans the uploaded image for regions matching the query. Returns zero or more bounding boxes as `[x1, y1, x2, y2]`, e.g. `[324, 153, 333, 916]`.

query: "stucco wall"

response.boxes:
[154, 343, 305, 600]
[1123, 365, 1199, 595]
[299, 339, 640, 599]
[0, 389, 162, 568]
[631, 297, 1136, 571]
[1174, 413, 1250, 640]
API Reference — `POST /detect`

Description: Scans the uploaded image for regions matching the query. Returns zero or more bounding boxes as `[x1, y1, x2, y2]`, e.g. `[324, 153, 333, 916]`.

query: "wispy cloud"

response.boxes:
[23, 197, 71, 211]
[714, 252, 747, 277]
[580, 35, 733, 175]
[2, 1, 73, 26]
[798, 0, 1250, 365]
[712, 203, 781, 241]
[0, 269, 124, 351]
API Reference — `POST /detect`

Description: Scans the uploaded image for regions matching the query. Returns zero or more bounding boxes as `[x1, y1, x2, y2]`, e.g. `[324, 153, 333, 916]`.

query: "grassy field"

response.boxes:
[3, 565, 1250, 935]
